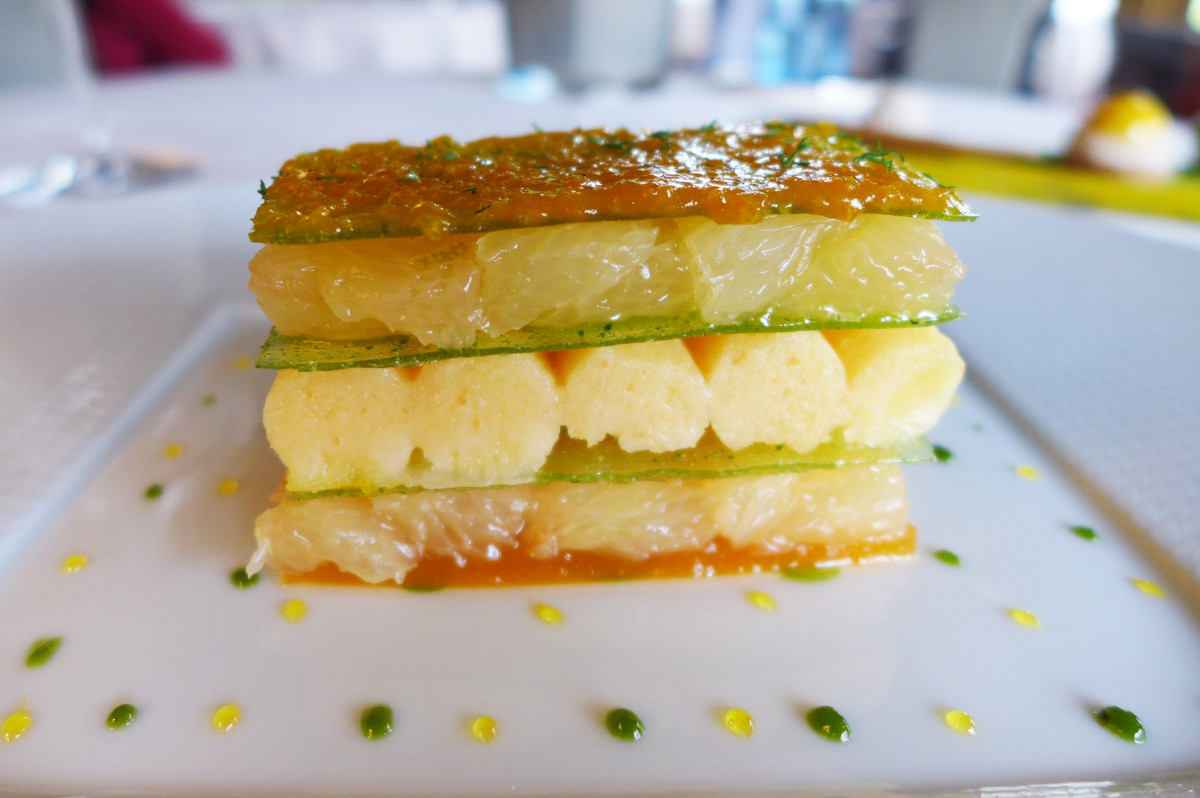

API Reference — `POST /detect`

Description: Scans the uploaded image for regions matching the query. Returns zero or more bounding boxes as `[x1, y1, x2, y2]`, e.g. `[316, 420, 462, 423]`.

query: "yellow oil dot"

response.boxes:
[233, 355, 253, 370]
[723, 707, 755, 738]
[534, 603, 563, 626]
[212, 704, 241, 733]
[943, 709, 976, 735]
[1015, 465, 1039, 481]
[282, 599, 308, 623]
[2, 709, 32, 743]
[61, 553, 89, 574]
[1007, 608, 1042, 629]
[746, 590, 777, 611]
[1131, 578, 1164, 598]
[217, 478, 240, 496]
[471, 715, 498, 743]
[162, 443, 184, 459]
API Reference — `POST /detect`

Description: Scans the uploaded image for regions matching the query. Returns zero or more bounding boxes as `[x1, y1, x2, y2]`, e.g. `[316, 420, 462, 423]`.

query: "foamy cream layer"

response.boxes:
[265, 327, 963, 495]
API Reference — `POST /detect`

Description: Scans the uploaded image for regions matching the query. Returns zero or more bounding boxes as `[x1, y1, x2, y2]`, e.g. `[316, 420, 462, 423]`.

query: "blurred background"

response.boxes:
[0, 0, 1197, 113]
[1, 0, 1199, 208]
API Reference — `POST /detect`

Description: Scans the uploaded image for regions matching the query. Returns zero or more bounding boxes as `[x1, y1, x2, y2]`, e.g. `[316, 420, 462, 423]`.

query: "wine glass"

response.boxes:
[0, 0, 193, 208]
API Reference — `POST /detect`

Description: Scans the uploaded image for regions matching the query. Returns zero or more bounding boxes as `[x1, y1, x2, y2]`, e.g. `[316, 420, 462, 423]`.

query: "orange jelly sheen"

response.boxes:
[251, 124, 974, 244]
[285, 528, 915, 589]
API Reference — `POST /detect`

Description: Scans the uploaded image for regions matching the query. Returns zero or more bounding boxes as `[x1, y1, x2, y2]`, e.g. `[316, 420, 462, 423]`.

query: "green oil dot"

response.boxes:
[932, 444, 954, 463]
[806, 706, 851, 742]
[201, 394, 217, 407]
[933, 549, 961, 566]
[106, 704, 138, 730]
[1070, 525, 1099, 542]
[781, 566, 840, 583]
[605, 708, 644, 741]
[230, 567, 259, 589]
[1094, 705, 1145, 743]
[361, 704, 395, 740]
[401, 583, 444, 593]
[144, 484, 164, 500]
[25, 637, 62, 669]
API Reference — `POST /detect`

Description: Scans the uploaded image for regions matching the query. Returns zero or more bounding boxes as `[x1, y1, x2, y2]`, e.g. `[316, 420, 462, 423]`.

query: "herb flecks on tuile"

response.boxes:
[251, 123, 975, 244]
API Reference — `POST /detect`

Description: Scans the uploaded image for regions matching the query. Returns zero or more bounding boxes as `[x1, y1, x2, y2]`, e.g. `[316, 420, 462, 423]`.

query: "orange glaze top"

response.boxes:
[250, 123, 975, 244]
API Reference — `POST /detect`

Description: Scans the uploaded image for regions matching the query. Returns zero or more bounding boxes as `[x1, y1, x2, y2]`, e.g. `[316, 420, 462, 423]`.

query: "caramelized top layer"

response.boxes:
[250, 123, 975, 243]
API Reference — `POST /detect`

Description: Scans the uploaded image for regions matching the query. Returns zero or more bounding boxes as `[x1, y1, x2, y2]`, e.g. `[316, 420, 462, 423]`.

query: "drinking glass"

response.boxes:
[0, 0, 192, 207]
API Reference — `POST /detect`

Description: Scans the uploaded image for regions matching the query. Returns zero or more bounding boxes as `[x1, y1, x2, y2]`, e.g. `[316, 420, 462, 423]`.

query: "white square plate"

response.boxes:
[0, 188, 1198, 796]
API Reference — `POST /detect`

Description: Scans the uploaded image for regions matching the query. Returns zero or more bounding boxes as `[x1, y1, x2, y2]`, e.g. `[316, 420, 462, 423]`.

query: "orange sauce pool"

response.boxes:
[284, 527, 915, 589]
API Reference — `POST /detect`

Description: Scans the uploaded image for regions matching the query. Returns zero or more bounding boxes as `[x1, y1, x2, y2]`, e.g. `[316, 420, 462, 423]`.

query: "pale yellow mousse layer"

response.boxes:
[264, 327, 963, 495]
[254, 464, 908, 585]
[249, 213, 966, 348]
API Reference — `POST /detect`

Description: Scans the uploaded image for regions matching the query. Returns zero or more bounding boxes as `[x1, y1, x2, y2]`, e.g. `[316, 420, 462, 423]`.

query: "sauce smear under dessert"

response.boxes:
[286, 530, 914, 589]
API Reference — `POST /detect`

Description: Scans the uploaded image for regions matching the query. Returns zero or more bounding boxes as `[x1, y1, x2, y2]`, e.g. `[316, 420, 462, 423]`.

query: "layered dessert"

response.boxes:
[245, 123, 972, 587]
